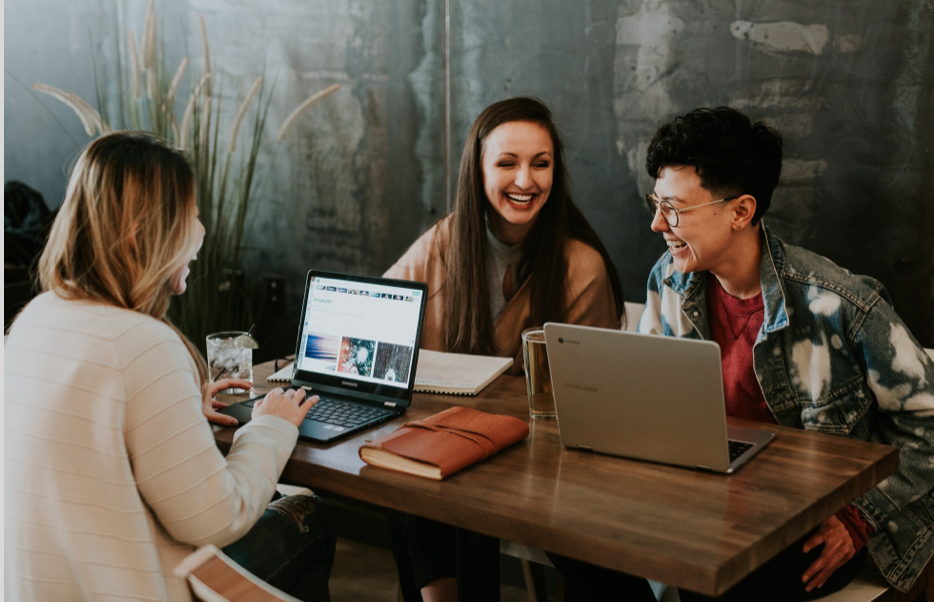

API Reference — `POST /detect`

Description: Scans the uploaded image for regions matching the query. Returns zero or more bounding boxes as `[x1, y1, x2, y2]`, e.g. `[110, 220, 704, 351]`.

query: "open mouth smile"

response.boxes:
[505, 192, 534, 206]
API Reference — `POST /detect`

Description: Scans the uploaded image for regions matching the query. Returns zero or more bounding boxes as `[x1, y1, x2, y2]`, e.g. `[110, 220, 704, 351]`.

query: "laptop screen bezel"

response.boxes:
[290, 270, 428, 407]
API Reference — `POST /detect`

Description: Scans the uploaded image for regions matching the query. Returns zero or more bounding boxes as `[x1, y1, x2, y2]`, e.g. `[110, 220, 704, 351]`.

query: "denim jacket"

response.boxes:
[638, 224, 934, 592]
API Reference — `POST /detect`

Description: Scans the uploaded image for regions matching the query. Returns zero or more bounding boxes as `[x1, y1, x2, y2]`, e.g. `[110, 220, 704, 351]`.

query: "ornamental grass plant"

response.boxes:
[35, 1, 338, 351]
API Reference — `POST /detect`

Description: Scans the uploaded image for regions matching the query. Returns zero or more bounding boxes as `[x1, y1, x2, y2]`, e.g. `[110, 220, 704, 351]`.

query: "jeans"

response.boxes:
[223, 494, 336, 602]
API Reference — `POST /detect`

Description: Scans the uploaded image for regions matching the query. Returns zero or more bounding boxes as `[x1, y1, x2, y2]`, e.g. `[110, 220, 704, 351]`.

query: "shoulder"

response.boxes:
[384, 216, 451, 278]
[774, 238, 888, 312]
[564, 238, 610, 282]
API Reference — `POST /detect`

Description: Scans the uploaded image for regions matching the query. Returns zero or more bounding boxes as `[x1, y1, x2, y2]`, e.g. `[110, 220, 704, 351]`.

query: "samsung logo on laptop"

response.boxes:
[342, 381, 358, 388]
[565, 383, 598, 393]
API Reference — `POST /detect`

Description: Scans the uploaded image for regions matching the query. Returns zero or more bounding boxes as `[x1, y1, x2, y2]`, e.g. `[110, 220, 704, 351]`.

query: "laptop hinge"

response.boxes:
[383, 401, 397, 407]
[578, 445, 593, 452]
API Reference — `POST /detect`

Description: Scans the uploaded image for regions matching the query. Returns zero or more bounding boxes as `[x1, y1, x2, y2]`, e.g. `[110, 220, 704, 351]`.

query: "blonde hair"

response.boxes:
[38, 131, 208, 383]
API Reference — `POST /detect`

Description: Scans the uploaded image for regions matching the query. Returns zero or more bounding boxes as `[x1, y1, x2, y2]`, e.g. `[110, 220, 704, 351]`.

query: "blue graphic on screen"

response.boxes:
[304, 333, 340, 371]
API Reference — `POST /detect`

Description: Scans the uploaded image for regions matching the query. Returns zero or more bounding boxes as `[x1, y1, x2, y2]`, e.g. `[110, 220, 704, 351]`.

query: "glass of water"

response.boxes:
[206, 331, 254, 393]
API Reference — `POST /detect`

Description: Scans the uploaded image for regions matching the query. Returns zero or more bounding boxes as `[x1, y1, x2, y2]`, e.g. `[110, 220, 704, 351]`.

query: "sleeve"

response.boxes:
[564, 245, 621, 330]
[850, 297, 934, 528]
[123, 325, 299, 548]
[836, 505, 871, 552]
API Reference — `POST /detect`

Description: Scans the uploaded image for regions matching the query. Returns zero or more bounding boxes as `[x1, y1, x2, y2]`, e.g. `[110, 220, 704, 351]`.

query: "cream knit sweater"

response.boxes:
[4, 292, 299, 601]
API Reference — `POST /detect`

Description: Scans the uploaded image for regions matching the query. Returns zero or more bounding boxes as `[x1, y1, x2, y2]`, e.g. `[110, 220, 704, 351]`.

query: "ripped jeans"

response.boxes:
[222, 494, 336, 602]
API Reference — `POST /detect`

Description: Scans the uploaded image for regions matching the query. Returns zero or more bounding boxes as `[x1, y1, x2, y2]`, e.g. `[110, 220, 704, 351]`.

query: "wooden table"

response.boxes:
[215, 360, 899, 599]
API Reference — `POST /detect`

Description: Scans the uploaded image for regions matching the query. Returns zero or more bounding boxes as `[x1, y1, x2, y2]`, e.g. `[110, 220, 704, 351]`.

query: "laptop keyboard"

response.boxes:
[241, 396, 395, 429]
[304, 398, 395, 428]
[728, 440, 754, 462]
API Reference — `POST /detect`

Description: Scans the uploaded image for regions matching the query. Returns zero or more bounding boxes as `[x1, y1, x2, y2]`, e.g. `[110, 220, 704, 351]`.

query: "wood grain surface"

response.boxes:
[214, 360, 899, 596]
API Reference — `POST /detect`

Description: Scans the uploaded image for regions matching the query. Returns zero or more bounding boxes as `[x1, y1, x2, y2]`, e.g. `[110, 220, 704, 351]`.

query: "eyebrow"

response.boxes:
[495, 151, 553, 159]
[653, 192, 682, 203]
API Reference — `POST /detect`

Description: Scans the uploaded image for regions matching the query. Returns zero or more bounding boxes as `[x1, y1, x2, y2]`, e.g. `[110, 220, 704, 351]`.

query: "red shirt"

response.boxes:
[706, 276, 871, 551]
[706, 276, 773, 424]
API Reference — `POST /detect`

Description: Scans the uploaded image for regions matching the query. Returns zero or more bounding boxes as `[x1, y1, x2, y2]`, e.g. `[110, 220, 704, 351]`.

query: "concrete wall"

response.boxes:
[5, 0, 933, 346]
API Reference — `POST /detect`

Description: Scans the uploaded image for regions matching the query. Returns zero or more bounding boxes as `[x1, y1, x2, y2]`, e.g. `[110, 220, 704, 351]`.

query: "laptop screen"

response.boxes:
[292, 272, 428, 403]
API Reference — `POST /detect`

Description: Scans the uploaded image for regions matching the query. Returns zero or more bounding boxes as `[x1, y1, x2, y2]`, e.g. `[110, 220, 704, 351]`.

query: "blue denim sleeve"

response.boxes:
[850, 297, 934, 516]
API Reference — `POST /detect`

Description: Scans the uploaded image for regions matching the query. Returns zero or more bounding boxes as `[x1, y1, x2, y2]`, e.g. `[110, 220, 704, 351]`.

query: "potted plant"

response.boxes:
[33, 2, 338, 350]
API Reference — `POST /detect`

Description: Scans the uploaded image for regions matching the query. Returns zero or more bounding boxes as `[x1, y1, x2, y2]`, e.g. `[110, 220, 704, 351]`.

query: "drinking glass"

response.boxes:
[206, 331, 253, 393]
[521, 327, 555, 420]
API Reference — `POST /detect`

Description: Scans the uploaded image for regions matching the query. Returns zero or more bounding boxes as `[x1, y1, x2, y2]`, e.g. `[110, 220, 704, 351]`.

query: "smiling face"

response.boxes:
[650, 165, 739, 275]
[481, 121, 554, 245]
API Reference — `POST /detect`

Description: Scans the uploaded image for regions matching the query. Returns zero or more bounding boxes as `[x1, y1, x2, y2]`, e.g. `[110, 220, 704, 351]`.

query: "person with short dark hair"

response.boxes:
[637, 106, 934, 600]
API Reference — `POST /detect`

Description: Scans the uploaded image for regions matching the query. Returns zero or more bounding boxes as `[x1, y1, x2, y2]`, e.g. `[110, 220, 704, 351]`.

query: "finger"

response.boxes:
[204, 408, 238, 427]
[802, 532, 825, 555]
[807, 563, 840, 591]
[212, 379, 252, 391]
[292, 389, 307, 404]
[802, 552, 829, 584]
[212, 399, 226, 409]
[298, 394, 318, 412]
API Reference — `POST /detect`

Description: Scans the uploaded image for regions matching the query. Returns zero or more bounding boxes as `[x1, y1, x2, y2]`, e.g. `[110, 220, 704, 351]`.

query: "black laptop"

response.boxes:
[219, 270, 428, 443]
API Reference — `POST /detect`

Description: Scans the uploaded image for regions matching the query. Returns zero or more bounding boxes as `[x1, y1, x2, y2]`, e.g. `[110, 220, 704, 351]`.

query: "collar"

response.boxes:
[662, 222, 789, 336]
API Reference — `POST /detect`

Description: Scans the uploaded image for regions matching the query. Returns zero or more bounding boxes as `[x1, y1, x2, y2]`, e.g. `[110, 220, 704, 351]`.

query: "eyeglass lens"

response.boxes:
[645, 195, 677, 226]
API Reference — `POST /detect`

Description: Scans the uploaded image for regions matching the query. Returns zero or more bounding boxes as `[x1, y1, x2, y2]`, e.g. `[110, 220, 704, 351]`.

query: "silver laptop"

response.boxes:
[543, 323, 775, 474]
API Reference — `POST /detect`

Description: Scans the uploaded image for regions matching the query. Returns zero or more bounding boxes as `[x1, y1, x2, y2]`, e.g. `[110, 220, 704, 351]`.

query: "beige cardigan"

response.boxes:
[384, 217, 621, 373]
[4, 292, 298, 601]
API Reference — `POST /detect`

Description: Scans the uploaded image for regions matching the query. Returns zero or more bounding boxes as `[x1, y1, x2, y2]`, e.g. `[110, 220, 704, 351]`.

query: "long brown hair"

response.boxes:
[38, 131, 208, 382]
[443, 97, 624, 354]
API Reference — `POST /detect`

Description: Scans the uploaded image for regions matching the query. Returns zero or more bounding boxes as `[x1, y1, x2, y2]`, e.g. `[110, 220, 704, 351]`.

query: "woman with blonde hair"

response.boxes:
[5, 132, 334, 602]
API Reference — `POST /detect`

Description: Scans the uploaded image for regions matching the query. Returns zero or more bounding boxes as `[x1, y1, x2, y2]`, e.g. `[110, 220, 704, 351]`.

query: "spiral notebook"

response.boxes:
[268, 349, 512, 395]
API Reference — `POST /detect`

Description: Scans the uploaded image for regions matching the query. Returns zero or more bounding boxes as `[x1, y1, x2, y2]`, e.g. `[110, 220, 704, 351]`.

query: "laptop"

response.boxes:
[543, 323, 775, 474]
[219, 271, 428, 443]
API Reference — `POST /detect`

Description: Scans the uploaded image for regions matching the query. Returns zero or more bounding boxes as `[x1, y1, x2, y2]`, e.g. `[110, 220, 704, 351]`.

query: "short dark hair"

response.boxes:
[645, 107, 783, 222]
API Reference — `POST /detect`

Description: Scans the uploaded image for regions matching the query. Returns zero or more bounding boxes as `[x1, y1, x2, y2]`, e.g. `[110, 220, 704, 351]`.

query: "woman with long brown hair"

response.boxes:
[386, 96, 623, 371]
[5, 132, 334, 601]
[384, 97, 625, 601]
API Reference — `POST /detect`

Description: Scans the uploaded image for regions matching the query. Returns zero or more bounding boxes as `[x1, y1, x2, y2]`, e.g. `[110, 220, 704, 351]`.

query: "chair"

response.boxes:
[623, 301, 644, 332]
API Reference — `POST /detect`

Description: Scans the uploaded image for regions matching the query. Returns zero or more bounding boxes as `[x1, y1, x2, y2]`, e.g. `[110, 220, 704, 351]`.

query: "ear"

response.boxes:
[731, 194, 757, 231]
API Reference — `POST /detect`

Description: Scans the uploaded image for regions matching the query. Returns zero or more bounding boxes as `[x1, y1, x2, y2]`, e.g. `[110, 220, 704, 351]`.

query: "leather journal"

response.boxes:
[359, 406, 529, 480]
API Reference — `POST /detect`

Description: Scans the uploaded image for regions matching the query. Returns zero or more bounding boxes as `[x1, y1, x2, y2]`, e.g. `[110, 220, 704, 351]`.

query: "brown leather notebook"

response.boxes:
[359, 406, 530, 480]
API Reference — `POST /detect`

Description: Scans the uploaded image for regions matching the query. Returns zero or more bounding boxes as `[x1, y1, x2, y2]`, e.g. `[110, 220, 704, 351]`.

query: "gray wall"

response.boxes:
[6, 0, 934, 346]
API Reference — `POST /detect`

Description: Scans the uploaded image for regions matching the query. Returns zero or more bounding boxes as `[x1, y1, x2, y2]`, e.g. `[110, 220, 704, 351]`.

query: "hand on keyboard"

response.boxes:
[253, 387, 319, 428]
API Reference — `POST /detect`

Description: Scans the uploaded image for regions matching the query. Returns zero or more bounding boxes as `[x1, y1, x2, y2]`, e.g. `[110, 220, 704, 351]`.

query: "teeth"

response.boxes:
[668, 241, 686, 250]
[506, 193, 532, 203]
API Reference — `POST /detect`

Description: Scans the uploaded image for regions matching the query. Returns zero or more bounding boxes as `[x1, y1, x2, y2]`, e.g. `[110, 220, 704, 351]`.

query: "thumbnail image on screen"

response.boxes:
[373, 342, 414, 383]
[337, 337, 376, 377]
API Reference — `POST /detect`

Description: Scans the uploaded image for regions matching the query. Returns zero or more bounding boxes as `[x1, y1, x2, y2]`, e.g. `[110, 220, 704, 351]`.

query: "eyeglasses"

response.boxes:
[644, 193, 739, 227]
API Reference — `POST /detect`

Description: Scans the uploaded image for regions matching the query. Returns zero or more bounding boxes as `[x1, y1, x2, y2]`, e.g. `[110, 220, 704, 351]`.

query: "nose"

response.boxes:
[650, 206, 670, 233]
[514, 165, 532, 189]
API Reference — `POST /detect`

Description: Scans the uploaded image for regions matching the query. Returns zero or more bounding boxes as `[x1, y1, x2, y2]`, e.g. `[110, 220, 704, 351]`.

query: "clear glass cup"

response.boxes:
[521, 327, 555, 420]
[206, 331, 253, 393]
